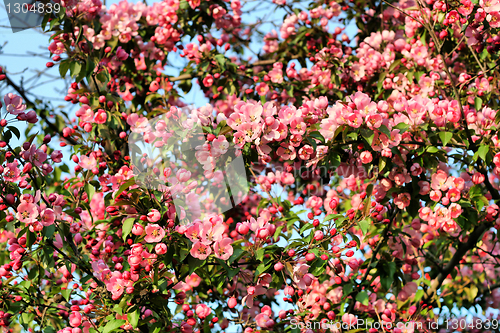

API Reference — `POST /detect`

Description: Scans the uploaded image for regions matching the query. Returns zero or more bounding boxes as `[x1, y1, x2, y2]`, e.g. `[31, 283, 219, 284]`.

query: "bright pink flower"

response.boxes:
[40, 208, 55, 226]
[431, 170, 449, 191]
[195, 304, 211, 319]
[147, 209, 161, 222]
[394, 193, 411, 209]
[3, 161, 21, 182]
[190, 241, 211, 260]
[144, 224, 165, 243]
[50, 150, 63, 163]
[76, 105, 94, 122]
[472, 172, 485, 184]
[277, 143, 296, 160]
[449, 203, 462, 218]
[202, 74, 214, 87]
[342, 313, 357, 328]
[360, 151, 373, 164]
[116, 46, 129, 61]
[127, 114, 150, 133]
[69, 311, 82, 327]
[155, 243, 168, 255]
[94, 110, 107, 124]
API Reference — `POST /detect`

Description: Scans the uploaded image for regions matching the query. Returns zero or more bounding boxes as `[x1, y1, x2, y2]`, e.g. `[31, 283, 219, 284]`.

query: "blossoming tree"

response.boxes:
[1, 0, 500, 331]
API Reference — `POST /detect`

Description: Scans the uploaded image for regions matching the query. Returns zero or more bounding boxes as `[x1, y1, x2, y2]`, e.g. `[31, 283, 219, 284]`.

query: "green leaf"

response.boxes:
[59, 60, 71, 77]
[342, 282, 354, 296]
[70, 62, 82, 78]
[128, 307, 140, 329]
[308, 131, 326, 143]
[102, 319, 126, 333]
[379, 157, 386, 173]
[324, 214, 342, 223]
[43, 224, 56, 239]
[214, 54, 227, 70]
[356, 291, 369, 306]
[474, 97, 483, 111]
[439, 131, 453, 147]
[61, 288, 71, 302]
[393, 122, 409, 131]
[122, 218, 135, 241]
[145, 93, 161, 104]
[426, 146, 440, 153]
[114, 178, 136, 199]
[7, 126, 20, 139]
[360, 129, 375, 146]
[377, 72, 386, 93]
[299, 222, 314, 234]
[378, 124, 391, 137]
[358, 219, 370, 235]
[26, 230, 36, 248]
[229, 248, 244, 264]
[85, 183, 95, 202]
[477, 144, 489, 161]
[188, 256, 204, 275]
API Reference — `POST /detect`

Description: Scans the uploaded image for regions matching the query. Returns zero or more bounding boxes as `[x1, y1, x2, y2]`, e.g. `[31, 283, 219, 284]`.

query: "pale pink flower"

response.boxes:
[79, 155, 97, 170]
[17, 202, 39, 224]
[292, 264, 314, 289]
[127, 114, 150, 133]
[255, 313, 275, 328]
[242, 285, 266, 308]
[213, 238, 233, 260]
[4, 93, 26, 115]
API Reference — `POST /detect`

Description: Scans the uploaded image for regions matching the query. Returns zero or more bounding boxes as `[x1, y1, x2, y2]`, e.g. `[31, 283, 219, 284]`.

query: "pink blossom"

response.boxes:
[213, 238, 233, 260]
[144, 224, 165, 243]
[292, 264, 314, 289]
[147, 209, 161, 222]
[255, 313, 275, 328]
[190, 241, 211, 260]
[79, 155, 97, 170]
[360, 151, 373, 164]
[176, 169, 192, 182]
[3, 161, 21, 182]
[94, 110, 107, 124]
[69, 311, 82, 327]
[242, 285, 266, 308]
[40, 208, 55, 226]
[17, 202, 39, 224]
[4, 93, 26, 115]
[155, 243, 168, 255]
[342, 313, 357, 328]
[195, 304, 211, 319]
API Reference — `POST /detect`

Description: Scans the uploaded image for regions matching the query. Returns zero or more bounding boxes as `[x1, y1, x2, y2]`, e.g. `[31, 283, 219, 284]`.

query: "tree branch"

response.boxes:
[422, 221, 492, 305]
[3, 72, 78, 145]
